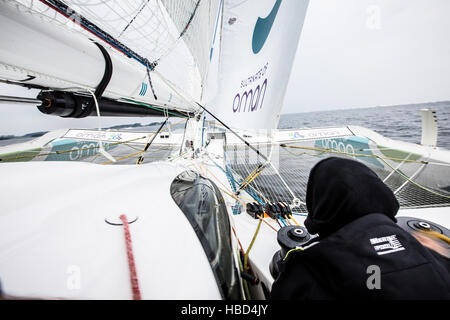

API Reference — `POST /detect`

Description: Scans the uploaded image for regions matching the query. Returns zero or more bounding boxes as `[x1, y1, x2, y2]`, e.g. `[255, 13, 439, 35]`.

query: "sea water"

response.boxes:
[279, 101, 450, 150]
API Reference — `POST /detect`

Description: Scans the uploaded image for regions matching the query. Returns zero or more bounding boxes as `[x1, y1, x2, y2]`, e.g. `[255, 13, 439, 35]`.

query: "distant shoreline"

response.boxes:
[281, 100, 450, 116]
[0, 131, 48, 141]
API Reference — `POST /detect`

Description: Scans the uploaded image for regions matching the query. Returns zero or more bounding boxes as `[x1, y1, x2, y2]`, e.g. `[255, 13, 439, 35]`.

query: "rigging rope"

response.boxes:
[420, 229, 450, 245]
[257, 215, 278, 232]
[288, 214, 300, 226]
[244, 218, 262, 272]
[236, 164, 265, 194]
[136, 117, 168, 164]
[278, 216, 287, 227]
[194, 161, 254, 204]
[118, 0, 150, 37]
[145, 60, 158, 100]
[198, 163, 278, 242]
[119, 214, 142, 300]
[39, 0, 158, 69]
[206, 154, 268, 204]
[102, 119, 186, 165]
[219, 187, 247, 207]
[283, 247, 304, 262]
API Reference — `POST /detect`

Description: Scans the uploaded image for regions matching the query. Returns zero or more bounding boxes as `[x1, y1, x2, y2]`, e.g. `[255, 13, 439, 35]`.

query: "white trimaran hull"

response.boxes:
[0, 122, 449, 299]
[0, 0, 449, 299]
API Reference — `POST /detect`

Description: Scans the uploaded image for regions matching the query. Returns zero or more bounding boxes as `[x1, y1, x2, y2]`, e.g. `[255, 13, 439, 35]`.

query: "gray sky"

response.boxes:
[1, 0, 450, 135]
[284, 0, 450, 113]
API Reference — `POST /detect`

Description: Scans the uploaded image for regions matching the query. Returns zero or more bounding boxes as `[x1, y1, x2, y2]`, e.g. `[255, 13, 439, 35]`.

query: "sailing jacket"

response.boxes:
[270, 213, 450, 299]
[270, 157, 450, 300]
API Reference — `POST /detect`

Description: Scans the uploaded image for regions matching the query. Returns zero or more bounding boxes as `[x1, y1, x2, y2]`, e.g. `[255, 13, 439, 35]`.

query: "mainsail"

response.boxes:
[0, 0, 220, 115]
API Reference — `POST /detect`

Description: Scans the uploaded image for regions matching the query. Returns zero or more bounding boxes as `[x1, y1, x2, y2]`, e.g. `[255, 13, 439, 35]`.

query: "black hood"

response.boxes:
[304, 157, 399, 237]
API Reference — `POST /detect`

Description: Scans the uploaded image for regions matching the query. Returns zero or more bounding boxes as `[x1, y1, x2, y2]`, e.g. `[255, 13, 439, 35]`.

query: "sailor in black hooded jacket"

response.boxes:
[270, 157, 450, 299]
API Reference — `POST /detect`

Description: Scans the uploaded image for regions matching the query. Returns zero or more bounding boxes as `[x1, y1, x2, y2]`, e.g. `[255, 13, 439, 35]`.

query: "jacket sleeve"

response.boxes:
[427, 247, 450, 275]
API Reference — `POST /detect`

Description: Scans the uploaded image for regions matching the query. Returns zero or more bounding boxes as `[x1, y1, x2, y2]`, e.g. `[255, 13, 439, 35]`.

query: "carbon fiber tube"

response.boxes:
[36, 91, 189, 118]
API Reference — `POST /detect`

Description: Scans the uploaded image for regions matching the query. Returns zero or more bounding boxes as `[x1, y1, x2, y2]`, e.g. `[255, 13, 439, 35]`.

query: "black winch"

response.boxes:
[269, 225, 313, 279]
[396, 216, 450, 242]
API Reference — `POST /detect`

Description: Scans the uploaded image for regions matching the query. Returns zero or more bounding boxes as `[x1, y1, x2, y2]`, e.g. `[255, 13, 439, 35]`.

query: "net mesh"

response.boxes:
[0, 121, 188, 165]
[2, 131, 449, 212]
[224, 140, 450, 213]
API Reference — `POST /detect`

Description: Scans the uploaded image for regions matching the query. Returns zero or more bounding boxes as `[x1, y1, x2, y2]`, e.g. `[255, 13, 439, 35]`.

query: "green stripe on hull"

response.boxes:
[0, 148, 42, 162]
[376, 146, 422, 162]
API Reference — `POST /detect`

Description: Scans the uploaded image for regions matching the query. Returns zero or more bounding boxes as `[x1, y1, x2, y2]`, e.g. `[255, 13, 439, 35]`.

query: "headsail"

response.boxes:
[206, 0, 309, 130]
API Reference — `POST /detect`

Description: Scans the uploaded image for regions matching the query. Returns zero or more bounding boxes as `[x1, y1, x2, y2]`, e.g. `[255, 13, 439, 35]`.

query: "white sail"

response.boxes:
[0, 0, 221, 114]
[206, 0, 309, 130]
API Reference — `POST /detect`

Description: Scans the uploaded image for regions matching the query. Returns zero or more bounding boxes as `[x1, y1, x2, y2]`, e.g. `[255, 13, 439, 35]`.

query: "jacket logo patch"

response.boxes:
[370, 235, 405, 255]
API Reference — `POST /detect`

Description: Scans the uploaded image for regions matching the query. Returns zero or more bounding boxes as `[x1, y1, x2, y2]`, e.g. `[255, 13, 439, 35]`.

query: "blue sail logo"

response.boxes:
[252, 0, 282, 54]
